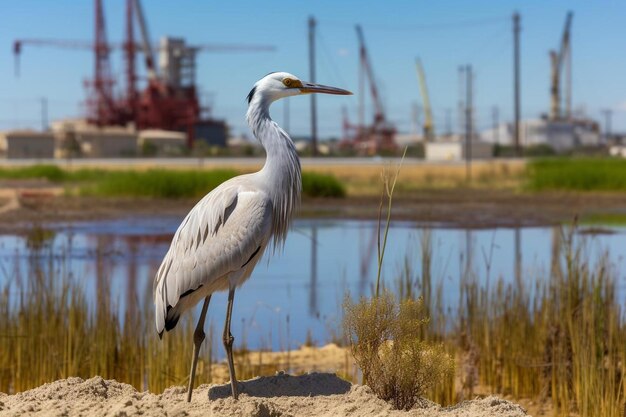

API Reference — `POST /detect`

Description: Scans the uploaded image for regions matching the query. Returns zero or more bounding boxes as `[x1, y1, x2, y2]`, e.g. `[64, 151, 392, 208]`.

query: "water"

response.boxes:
[1, 216, 625, 352]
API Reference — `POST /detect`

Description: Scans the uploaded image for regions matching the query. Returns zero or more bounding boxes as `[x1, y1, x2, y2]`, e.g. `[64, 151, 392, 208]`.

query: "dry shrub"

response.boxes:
[344, 291, 454, 410]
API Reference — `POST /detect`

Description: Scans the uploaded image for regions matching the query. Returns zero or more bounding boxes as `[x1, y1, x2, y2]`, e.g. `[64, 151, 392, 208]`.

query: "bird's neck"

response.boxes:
[247, 102, 302, 248]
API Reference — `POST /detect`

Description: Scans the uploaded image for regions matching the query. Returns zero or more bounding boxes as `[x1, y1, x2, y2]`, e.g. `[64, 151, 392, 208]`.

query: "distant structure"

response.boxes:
[340, 25, 396, 155]
[415, 58, 434, 142]
[138, 129, 186, 156]
[480, 118, 599, 153]
[482, 11, 600, 153]
[549, 12, 573, 122]
[13, 0, 273, 148]
[51, 120, 137, 158]
[425, 141, 492, 161]
[0, 131, 55, 159]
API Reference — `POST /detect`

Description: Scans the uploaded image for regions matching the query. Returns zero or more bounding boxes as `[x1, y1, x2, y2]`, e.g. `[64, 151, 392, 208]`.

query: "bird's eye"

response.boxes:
[283, 78, 293, 87]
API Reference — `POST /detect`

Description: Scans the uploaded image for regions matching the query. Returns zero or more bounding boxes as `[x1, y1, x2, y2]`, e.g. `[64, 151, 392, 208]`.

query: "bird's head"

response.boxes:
[247, 72, 351, 105]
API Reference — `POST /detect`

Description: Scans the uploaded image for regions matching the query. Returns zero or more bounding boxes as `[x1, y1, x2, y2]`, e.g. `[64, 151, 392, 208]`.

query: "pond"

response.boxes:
[1, 216, 625, 353]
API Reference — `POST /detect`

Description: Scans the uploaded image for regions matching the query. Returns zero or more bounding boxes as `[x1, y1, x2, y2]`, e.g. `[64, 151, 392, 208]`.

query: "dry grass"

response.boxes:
[453, 224, 626, 416]
[344, 292, 454, 410]
[305, 160, 526, 196]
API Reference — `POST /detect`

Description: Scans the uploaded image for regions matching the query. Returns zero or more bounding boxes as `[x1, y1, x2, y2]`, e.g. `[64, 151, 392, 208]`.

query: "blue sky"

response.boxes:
[3, 1, 626, 138]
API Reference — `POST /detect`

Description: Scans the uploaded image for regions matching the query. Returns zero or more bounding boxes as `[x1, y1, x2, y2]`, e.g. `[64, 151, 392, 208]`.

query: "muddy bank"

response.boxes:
[0, 373, 528, 417]
[1, 187, 626, 232]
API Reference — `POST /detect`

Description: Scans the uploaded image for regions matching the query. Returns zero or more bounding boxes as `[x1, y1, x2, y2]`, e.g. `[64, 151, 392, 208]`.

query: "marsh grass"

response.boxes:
[0, 237, 298, 394]
[0, 165, 67, 182]
[528, 158, 626, 191]
[456, 225, 626, 416]
[77, 169, 239, 199]
[0, 165, 346, 199]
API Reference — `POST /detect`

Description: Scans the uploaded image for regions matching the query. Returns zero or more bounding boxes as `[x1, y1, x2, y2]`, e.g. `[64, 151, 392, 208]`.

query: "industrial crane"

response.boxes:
[13, 0, 275, 147]
[549, 11, 573, 121]
[341, 25, 396, 154]
[415, 58, 434, 142]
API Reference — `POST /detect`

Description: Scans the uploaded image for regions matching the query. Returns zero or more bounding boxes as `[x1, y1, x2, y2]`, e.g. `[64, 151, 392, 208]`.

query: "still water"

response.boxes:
[1, 217, 625, 352]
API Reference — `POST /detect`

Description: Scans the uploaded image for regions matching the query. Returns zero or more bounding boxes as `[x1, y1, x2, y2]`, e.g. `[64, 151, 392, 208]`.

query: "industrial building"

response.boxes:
[138, 129, 186, 156]
[425, 140, 492, 161]
[0, 130, 55, 159]
[52, 120, 137, 158]
[75, 130, 138, 158]
[480, 119, 600, 153]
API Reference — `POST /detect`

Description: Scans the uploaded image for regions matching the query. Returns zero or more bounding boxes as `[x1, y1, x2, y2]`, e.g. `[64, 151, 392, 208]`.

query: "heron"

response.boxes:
[154, 72, 351, 402]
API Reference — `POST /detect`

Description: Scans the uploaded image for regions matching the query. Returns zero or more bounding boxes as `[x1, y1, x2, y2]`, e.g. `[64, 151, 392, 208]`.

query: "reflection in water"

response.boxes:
[514, 228, 522, 285]
[551, 226, 563, 278]
[309, 224, 318, 317]
[1, 217, 625, 352]
[358, 225, 377, 296]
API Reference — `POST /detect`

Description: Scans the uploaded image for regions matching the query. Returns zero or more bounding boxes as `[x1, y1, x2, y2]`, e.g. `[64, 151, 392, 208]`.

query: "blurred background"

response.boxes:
[2, 0, 625, 157]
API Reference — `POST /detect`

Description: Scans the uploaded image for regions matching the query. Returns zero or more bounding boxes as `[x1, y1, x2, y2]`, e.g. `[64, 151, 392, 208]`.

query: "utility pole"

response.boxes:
[492, 106, 499, 146]
[565, 14, 573, 120]
[465, 65, 473, 183]
[602, 109, 613, 144]
[458, 66, 466, 137]
[41, 97, 48, 131]
[308, 16, 318, 156]
[445, 108, 452, 137]
[514, 227, 522, 285]
[513, 12, 521, 157]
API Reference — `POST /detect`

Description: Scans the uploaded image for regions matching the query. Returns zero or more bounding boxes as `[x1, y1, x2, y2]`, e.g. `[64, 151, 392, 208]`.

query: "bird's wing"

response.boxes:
[154, 182, 272, 334]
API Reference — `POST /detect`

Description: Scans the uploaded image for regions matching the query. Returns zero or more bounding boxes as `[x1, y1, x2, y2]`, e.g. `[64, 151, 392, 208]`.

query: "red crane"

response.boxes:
[13, 0, 275, 148]
[341, 25, 396, 155]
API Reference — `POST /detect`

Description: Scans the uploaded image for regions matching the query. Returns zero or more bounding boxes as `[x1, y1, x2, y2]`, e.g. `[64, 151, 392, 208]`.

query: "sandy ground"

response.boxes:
[0, 373, 529, 417]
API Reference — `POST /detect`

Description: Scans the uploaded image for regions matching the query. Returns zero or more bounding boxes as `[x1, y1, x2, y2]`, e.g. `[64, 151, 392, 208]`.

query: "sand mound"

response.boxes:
[0, 372, 528, 417]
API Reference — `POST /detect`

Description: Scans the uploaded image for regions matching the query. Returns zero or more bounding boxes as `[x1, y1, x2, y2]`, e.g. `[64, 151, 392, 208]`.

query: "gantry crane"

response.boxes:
[415, 58, 434, 142]
[13, 0, 275, 147]
[549, 11, 573, 121]
[341, 25, 396, 155]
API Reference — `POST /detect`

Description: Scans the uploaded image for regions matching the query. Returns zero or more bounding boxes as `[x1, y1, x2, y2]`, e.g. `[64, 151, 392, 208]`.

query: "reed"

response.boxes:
[455, 225, 626, 416]
[0, 236, 285, 394]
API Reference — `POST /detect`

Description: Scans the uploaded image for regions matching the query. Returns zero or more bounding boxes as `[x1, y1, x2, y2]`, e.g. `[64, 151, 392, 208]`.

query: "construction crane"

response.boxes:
[415, 58, 434, 142]
[549, 11, 573, 121]
[13, 0, 275, 147]
[341, 25, 396, 155]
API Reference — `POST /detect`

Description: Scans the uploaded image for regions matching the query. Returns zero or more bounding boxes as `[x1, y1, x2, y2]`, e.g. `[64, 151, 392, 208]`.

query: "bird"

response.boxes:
[153, 72, 351, 402]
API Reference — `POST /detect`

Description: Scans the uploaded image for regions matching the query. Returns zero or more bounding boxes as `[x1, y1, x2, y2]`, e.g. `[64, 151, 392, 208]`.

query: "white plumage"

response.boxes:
[153, 72, 351, 402]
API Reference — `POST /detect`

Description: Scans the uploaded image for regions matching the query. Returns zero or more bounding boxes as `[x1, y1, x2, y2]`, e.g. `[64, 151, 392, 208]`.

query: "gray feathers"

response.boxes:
[154, 75, 302, 336]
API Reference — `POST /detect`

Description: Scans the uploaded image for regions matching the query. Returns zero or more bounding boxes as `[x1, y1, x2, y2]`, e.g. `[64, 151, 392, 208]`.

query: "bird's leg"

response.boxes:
[223, 287, 238, 400]
[187, 295, 211, 403]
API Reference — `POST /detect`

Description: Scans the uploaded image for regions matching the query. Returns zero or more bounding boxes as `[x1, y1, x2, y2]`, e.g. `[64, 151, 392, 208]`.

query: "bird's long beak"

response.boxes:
[299, 82, 352, 95]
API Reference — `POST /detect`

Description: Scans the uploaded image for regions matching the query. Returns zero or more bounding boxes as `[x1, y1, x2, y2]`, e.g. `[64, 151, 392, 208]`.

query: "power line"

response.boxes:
[315, 30, 349, 88]
[321, 16, 508, 32]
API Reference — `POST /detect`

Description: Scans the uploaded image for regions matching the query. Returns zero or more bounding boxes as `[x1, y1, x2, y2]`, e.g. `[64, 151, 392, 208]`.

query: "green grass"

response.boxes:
[0, 165, 67, 182]
[580, 213, 626, 226]
[0, 165, 346, 199]
[527, 158, 626, 191]
[77, 169, 240, 199]
[301, 172, 346, 198]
